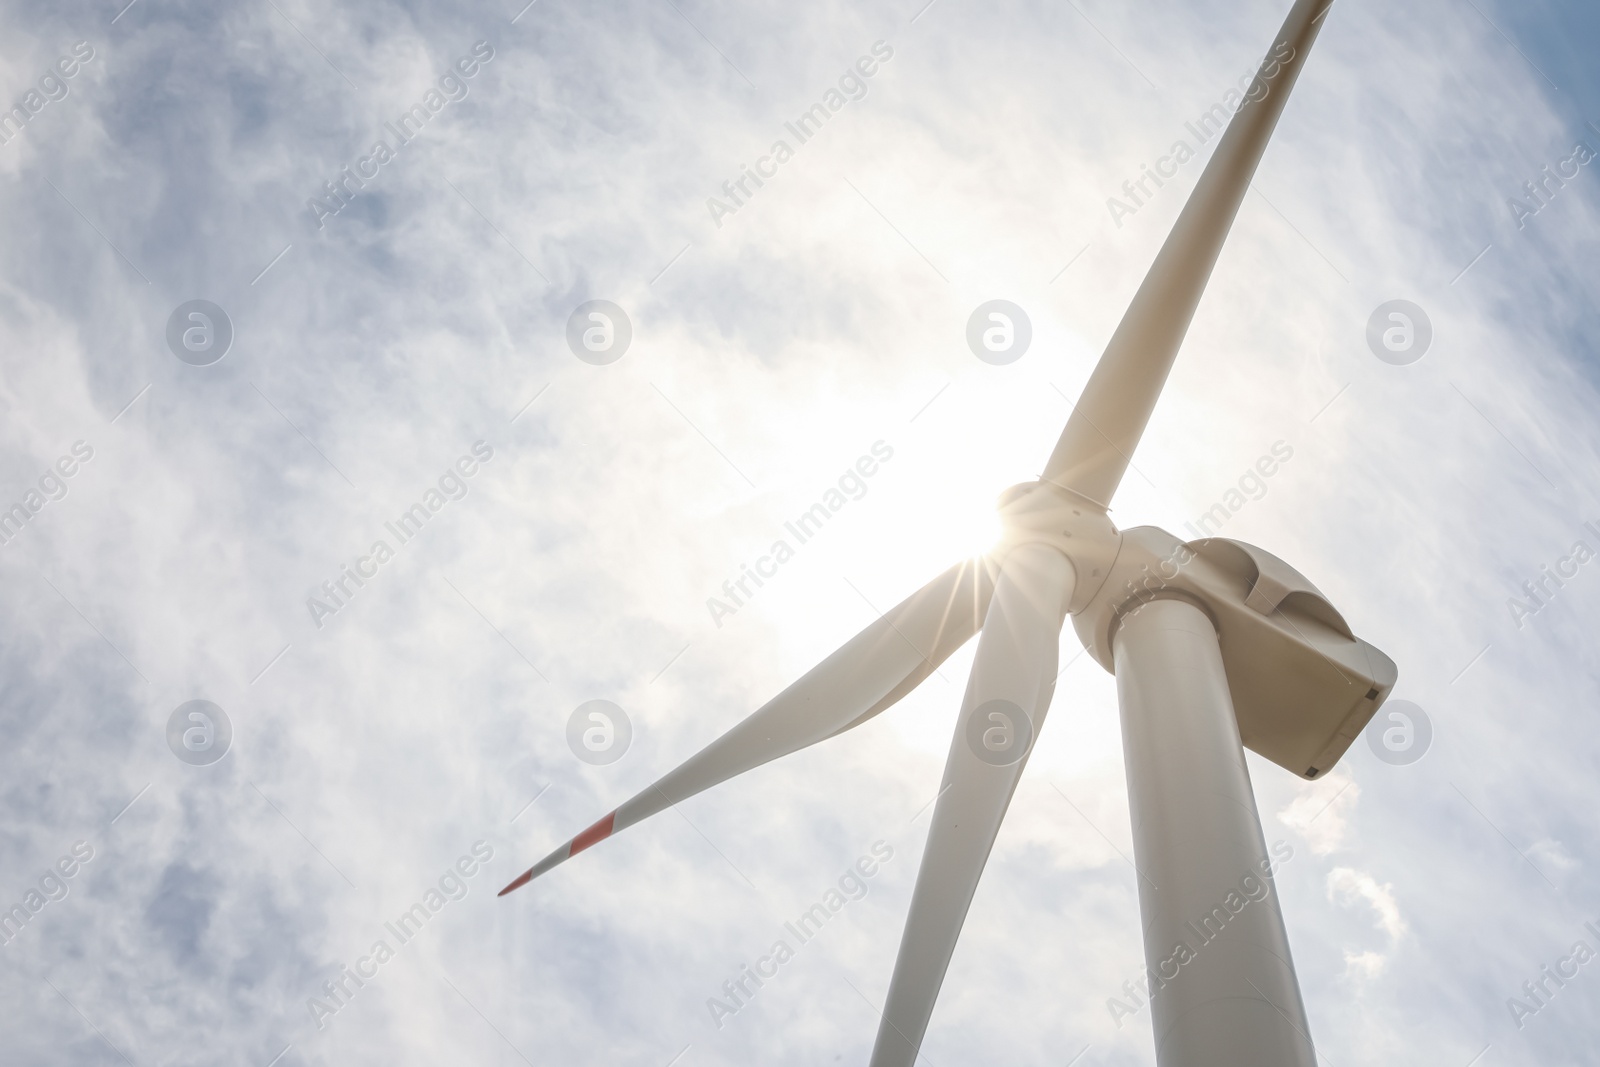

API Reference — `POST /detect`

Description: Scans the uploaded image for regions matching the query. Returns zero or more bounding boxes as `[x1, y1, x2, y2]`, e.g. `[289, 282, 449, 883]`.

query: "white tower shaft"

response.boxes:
[1113, 598, 1316, 1067]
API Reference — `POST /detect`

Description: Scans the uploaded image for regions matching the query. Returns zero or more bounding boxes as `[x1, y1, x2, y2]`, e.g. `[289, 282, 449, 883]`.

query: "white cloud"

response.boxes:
[1326, 866, 1406, 980]
[1527, 838, 1581, 875]
[1278, 772, 1359, 856]
[1328, 867, 1406, 943]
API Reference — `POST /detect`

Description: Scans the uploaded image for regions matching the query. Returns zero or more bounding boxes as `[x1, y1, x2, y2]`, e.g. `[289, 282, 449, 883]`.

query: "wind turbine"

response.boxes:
[501, 1, 1395, 1063]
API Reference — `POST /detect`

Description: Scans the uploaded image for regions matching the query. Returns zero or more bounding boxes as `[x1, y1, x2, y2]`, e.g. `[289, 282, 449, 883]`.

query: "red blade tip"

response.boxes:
[498, 869, 534, 897]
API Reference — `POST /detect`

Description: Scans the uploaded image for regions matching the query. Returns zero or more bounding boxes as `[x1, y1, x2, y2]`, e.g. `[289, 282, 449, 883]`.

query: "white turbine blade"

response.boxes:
[1042, 0, 1333, 507]
[869, 543, 1075, 1067]
[500, 559, 996, 896]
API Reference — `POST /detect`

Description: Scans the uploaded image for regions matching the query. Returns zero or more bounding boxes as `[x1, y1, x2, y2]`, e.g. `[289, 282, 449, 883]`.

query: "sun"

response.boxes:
[952, 504, 1005, 560]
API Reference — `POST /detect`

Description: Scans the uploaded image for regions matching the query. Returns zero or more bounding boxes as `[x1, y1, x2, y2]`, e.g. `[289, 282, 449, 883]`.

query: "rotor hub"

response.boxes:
[993, 481, 1122, 614]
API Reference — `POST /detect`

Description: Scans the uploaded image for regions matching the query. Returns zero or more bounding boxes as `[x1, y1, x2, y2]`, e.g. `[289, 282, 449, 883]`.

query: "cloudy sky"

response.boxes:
[1, 0, 1597, 1063]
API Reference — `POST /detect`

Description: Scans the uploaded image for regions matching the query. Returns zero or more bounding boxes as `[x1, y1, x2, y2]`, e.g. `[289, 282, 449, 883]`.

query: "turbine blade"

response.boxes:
[500, 559, 996, 896]
[869, 543, 1076, 1067]
[1042, 0, 1334, 507]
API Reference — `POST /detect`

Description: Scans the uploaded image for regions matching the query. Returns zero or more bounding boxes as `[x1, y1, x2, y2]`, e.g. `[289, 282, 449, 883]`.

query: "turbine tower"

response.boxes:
[501, 1, 1395, 1063]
